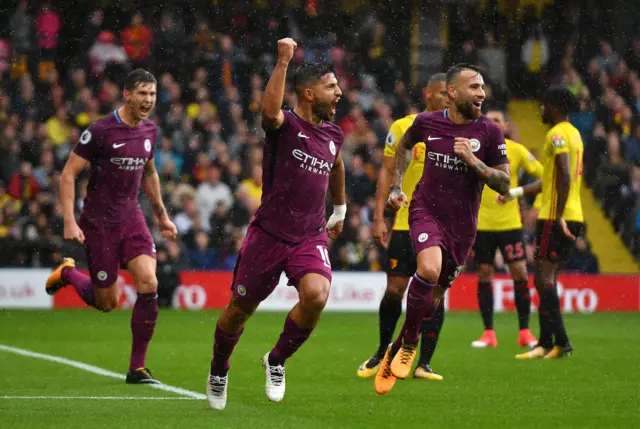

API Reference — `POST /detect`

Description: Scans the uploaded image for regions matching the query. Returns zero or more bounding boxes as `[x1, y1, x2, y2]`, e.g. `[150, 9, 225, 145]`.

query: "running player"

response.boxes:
[471, 106, 542, 349]
[516, 86, 583, 360]
[45, 69, 178, 384]
[375, 64, 510, 395]
[206, 38, 346, 410]
[358, 73, 449, 381]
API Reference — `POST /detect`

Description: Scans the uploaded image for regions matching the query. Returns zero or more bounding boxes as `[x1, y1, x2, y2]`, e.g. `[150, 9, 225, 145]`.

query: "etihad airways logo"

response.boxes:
[110, 157, 147, 171]
[292, 149, 333, 176]
[428, 151, 468, 172]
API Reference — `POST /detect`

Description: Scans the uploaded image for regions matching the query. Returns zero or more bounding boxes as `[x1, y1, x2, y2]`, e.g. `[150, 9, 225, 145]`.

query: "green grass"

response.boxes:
[0, 310, 639, 429]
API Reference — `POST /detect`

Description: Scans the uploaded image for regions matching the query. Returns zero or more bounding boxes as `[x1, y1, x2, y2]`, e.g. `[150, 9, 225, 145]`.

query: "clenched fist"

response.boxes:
[277, 38, 297, 64]
[453, 137, 476, 166]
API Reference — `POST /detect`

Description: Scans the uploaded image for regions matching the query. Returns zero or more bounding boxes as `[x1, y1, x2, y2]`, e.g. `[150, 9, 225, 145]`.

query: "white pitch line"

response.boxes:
[1, 396, 197, 400]
[0, 344, 206, 400]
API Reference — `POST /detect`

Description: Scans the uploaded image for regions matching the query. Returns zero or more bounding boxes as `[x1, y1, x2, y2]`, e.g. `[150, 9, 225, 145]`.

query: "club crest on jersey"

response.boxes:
[144, 139, 151, 152]
[418, 233, 429, 243]
[470, 138, 481, 152]
[329, 140, 336, 156]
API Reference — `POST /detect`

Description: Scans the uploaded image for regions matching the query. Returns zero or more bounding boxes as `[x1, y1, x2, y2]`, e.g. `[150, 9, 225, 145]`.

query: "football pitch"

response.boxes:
[0, 310, 638, 429]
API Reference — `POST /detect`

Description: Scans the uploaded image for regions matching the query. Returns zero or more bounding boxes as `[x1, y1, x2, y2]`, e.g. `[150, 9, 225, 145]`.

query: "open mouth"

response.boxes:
[472, 101, 482, 109]
[330, 98, 339, 115]
[140, 105, 152, 115]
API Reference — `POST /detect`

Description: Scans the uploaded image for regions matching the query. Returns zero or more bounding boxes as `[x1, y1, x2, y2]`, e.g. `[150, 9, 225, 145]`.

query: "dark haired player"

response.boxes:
[46, 69, 178, 384]
[375, 64, 510, 395]
[206, 38, 346, 410]
[358, 73, 449, 381]
[516, 86, 583, 360]
[471, 106, 542, 349]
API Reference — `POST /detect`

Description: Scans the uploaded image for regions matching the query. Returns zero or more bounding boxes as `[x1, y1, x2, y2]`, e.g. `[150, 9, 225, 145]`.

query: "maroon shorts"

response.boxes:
[231, 224, 332, 306]
[80, 211, 156, 288]
[409, 215, 473, 288]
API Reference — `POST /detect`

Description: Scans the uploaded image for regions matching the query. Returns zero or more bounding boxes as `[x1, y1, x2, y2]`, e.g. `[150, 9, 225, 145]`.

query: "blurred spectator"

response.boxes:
[196, 163, 233, 232]
[189, 231, 218, 270]
[89, 31, 129, 75]
[121, 12, 153, 67]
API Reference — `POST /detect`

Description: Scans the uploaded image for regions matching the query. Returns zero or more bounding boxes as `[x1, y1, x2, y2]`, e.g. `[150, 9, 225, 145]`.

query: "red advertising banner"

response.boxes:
[51, 271, 640, 312]
[448, 274, 640, 312]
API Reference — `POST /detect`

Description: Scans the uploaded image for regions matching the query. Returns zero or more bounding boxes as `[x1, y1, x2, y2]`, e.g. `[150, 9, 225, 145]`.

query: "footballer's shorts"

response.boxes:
[230, 224, 332, 307]
[474, 229, 526, 265]
[409, 215, 471, 289]
[387, 230, 417, 277]
[80, 210, 156, 288]
[535, 220, 584, 262]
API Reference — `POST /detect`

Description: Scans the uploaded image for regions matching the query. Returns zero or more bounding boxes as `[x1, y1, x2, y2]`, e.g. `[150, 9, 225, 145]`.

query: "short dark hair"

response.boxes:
[543, 86, 579, 114]
[446, 63, 483, 86]
[485, 102, 507, 118]
[292, 63, 336, 96]
[428, 72, 447, 86]
[124, 69, 157, 91]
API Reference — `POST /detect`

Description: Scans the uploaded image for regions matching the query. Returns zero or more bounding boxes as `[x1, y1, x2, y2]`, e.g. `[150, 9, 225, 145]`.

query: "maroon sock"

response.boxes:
[210, 325, 244, 376]
[269, 314, 313, 366]
[129, 293, 158, 371]
[61, 267, 96, 308]
[391, 274, 435, 353]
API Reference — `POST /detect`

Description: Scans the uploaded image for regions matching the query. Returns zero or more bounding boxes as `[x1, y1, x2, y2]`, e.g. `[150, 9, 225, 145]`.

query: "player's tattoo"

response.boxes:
[392, 133, 411, 189]
[472, 160, 510, 194]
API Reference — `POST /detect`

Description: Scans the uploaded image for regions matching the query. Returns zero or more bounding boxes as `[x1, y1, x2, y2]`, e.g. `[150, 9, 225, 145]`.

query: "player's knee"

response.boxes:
[509, 261, 528, 282]
[135, 273, 158, 294]
[386, 277, 408, 299]
[477, 264, 493, 283]
[97, 296, 119, 312]
[416, 264, 440, 283]
[301, 284, 330, 311]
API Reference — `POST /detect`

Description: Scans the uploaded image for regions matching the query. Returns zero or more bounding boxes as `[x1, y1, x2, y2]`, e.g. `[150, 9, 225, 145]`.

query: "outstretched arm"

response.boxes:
[261, 38, 296, 130]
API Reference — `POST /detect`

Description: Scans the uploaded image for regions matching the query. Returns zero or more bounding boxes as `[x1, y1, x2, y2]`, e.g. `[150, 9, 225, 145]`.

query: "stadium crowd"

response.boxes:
[0, 1, 613, 280]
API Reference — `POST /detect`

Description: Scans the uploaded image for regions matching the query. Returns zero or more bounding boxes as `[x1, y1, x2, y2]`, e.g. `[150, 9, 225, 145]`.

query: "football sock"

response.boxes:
[392, 274, 435, 353]
[540, 287, 570, 346]
[376, 293, 403, 357]
[210, 325, 244, 376]
[129, 293, 158, 371]
[514, 280, 531, 330]
[61, 267, 96, 308]
[477, 281, 494, 330]
[269, 314, 314, 366]
[537, 288, 554, 349]
[419, 300, 445, 366]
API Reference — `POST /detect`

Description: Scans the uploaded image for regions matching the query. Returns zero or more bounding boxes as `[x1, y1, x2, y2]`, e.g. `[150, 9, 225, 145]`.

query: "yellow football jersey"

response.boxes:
[478, 139, 543, 231]
[383, 114, 424, 231]
[538, 121, 584, 222]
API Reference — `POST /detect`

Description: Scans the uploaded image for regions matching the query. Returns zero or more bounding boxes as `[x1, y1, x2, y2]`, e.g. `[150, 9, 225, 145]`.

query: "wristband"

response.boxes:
[510, 187, 524, 198]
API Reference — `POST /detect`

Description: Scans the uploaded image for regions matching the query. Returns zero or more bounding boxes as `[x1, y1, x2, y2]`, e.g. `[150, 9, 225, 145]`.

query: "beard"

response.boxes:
[456, 100, 478, 120]
[312, 99, 334, 121]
